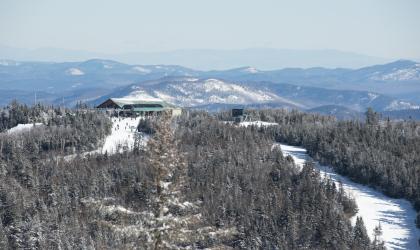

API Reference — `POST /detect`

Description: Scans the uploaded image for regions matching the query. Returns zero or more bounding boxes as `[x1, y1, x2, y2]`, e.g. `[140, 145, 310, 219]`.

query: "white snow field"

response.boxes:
[63, 117, 147, 161]
[101, 116, 148, 154]
[7, 123, 43, 134]
[239, 121, 279, 127]
[277, 143, 420, 250]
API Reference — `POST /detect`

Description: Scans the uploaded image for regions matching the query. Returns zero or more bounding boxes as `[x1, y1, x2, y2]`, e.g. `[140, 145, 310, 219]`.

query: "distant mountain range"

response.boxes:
[0, 58, 419, 119]
[0, 45, 394, 70]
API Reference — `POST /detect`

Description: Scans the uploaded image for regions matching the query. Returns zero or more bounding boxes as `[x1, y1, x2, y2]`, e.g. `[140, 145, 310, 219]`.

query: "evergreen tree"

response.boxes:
[372, 222, 385, 250]
[352, 217, 370, 249]
[145, 113, 237, 249]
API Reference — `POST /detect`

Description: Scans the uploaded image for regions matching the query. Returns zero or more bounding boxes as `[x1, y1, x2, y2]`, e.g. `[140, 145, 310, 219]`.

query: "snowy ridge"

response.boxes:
[385, 100, 420, 111]
[120, 90, 163, 102]
[120, 78, 304, 108]
[370, 64, 420, 81]
[277, 143, 420, 250]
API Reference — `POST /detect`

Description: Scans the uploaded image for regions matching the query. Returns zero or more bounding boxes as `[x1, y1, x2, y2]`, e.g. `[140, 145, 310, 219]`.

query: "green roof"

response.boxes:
[109, 98, 178, 109]
[132, 107, 166, 112]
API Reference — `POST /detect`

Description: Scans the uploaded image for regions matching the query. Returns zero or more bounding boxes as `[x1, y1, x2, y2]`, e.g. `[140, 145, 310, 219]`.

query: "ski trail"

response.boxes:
[277, 143, 420, 250]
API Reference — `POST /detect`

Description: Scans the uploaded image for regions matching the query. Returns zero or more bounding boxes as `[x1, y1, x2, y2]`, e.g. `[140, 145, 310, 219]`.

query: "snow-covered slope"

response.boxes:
[101, 117, 147, 154]
[63, 117, 147, 161]
[6, 123, 43, 134]
[370, 62, 420, 81]
[103, 78, 305, 109]
[278, 144, 420, 250]
[153, 78, 280, 107]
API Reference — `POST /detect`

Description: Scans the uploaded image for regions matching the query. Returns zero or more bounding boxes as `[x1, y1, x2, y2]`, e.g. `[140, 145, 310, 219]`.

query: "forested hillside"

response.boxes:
[240, 108, 420, 235]
[0, 104, 378, 249]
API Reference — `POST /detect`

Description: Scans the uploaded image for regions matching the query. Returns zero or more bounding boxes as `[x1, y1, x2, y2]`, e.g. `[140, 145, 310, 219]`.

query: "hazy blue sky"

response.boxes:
[1, 0, 419, 58]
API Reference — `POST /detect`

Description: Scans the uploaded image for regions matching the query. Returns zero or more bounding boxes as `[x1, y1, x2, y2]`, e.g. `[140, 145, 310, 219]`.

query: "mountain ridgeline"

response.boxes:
[0, 59, 419, 119]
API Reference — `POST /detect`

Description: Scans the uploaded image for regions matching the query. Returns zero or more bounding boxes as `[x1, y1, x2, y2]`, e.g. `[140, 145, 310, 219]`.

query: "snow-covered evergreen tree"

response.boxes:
[145, 113, 237, 249]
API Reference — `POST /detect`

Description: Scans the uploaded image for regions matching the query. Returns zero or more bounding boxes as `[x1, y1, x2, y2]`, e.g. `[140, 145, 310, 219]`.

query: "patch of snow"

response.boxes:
[7, 123, 43, 134]
[71, 83, 83, 88]
[370, 66, 420, 81]
[243, 67, 259, 74]
[153, 91, 177, 103]
[0, 60, 20, 66]
[277, 143, 420, 250]
[202, 79, 274, 102]
[185, 78, 199, 82]
[103, 64, 113, 69]
[367, 93, 378, 101]
[63, 117, 148, 161]
[239, 121, 278, 127]
[122, 91, 163, 102]
[385, 101, 420, 111]
[132, 66, 151, 74]
[101, 117, 148, 154]
[66, 68, 84, 76]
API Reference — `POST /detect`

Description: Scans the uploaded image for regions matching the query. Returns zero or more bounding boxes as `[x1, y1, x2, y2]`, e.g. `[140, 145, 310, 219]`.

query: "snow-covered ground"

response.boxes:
[66, 68, 85, 76]
[6, 123, 43, 134]
[239, 121, 278, 127]
[277, 143, 420, 250]
[101, 117, 148, 154]
[63, 117, 148, 161]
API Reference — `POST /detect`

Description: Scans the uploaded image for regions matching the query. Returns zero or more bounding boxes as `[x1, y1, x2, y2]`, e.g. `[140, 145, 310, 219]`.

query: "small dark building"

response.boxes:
[232, 108, 244, 117]
[232, 108, 245, 123]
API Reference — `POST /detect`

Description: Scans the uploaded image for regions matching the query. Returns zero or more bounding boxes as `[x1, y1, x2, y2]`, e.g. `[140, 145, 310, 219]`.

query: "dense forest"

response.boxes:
[0, 103, 383, 249]
[234, 108, 420, 234]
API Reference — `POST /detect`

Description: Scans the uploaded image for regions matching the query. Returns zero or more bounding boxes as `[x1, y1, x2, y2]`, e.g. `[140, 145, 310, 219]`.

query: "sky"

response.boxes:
[1, 0, 420, 59]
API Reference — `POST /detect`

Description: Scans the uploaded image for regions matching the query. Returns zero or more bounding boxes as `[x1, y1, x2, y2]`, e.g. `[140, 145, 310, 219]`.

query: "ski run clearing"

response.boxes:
[63, 117, 148, 161]
[101, 117, 148, 154]
[277, 143, 420, 250]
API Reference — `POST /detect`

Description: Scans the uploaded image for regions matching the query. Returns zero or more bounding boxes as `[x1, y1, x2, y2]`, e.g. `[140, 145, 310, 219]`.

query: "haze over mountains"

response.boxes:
[0, 45, 395, 70]
[0, 57, 419, 119]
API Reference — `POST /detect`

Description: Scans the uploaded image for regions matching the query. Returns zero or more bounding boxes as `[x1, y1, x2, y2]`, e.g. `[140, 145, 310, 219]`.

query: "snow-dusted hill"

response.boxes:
[147, 78, 303, 108]
[93, 77, 419, 112]
[365, 60, 420, 81]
